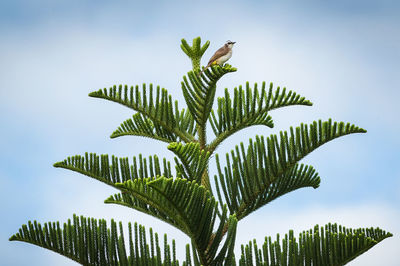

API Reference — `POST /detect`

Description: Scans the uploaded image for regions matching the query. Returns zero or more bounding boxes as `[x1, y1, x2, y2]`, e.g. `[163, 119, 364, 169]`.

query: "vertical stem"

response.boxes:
[182, 36, 212, 192]
[192, 59, 201, 73]
[197, 124, 212, 192]
[198, 125, 206, 150]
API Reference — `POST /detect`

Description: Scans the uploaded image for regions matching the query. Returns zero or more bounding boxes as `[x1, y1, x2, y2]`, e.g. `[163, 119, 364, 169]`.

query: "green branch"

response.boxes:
[215, 120, 367, 220]
[239, 224, 392, 265]
[168, 142, 211, 184]
[208, 82, 312, 153]
[180, 37, 210, 72]
[111, 111, 196, 144]
[89, 84, 195, 143]
[9, 215, 183, 265]
[147, 177, 234, 265]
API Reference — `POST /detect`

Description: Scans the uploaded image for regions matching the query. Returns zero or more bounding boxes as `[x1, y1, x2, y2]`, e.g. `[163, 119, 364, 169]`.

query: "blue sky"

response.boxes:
[1, 0, 399, 265]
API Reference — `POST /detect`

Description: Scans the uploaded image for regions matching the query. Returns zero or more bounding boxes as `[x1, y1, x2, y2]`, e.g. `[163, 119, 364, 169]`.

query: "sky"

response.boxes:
[0, 0, 399, 265]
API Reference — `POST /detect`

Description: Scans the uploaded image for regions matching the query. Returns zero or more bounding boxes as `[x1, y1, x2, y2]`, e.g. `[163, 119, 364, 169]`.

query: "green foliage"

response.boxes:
[54, 154, 181, 227]
[239, 223, 393, 266]
[54, 153, 172, 187]
[10, 36, 392, 265]
[106, 177, 184, 230]
[89, 84, 196, 143]
[168, 142, 211, 183]
[116, 177, 238, 265]
[215, 119, 366, 220]
[180, 37, 210, 71]
[209, 82, 312, 152]
[9, 215, 182, 265]
[111, 111, 196, 144]
[181, 64, 237, 147]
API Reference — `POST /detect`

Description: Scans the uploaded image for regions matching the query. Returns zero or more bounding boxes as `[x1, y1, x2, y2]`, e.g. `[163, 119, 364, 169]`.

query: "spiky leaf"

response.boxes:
[9, 215, 184, 266]
[106, 177, 184, 231]
[89, 84, 195, 143]
[209, 82, 312, 152]
[181, 37, 210, 71]
[54, 153, 172, 188]
[181, 64, 236, 132]
[215, 119, 366, 220]
[54, 153, 179, 225]
[168, 142, 211, 184]
[117, 177, 237, 265]
[111, 110, 196, 143]
[239, 223, 392, 266]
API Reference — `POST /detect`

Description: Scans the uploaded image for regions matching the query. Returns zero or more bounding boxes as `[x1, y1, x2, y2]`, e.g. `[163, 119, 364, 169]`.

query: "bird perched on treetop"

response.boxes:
[199, 40, 235, 75]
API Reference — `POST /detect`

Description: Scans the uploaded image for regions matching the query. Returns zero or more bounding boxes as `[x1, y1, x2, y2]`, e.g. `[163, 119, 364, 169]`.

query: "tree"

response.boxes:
[10, 37, 392, 265]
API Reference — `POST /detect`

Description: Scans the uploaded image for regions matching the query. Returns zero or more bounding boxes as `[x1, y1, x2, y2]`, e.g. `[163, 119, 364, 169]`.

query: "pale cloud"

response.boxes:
[1, 9, 398, 136]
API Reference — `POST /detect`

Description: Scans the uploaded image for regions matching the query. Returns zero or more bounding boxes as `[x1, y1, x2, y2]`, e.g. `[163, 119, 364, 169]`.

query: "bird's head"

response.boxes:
[226, 40, 236, 48]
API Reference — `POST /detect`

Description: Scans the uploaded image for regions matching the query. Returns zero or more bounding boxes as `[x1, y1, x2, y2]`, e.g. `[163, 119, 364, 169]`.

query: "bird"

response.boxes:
[199, 40, 235, 76]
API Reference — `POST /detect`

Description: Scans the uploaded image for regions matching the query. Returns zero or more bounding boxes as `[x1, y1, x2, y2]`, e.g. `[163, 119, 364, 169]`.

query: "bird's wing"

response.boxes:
[207, 46, 227, 67]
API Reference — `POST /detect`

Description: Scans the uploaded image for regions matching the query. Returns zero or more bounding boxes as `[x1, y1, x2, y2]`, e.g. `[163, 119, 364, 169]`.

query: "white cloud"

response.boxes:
[2, 19, 395, 155]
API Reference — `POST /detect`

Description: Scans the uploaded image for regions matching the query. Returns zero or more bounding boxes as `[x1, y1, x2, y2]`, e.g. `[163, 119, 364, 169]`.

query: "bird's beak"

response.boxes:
[232, 42, 236, 44]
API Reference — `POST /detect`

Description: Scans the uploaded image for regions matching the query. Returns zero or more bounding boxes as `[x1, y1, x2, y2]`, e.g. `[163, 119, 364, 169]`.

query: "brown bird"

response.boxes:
[199, 40, 235, 75]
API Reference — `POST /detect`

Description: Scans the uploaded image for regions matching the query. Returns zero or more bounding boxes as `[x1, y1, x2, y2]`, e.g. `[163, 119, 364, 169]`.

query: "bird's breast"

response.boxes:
[215, 50, 232, 65]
